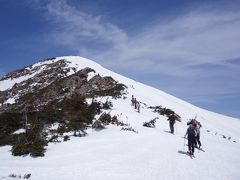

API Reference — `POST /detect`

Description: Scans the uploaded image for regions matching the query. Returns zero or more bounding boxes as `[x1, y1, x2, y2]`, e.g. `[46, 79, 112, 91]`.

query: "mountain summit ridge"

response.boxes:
[0, 56, 237, 120]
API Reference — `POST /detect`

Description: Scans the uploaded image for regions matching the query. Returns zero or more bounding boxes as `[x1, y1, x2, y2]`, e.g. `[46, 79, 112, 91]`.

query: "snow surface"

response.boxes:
[0, 66, 46, 91]
[4, 97, 16, 104]
[12, 129, 26, 135]
[0, 56, 240, 180]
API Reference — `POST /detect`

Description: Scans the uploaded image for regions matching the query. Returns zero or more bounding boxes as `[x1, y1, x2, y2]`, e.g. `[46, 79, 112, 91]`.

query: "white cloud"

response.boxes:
[45, 0, 128, 56]
[41, 1, 240, 75]
[99, 8, 240, 76]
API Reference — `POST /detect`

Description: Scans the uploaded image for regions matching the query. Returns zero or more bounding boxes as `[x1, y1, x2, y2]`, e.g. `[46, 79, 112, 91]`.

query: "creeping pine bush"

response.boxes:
[11, 117, 47, 157]
[92, 120, 105, 129]
[63, 135, 70, 141]
[143, 120, 156, 128]
[58, 96, 100, 136]
[102, 100, 113, 110]
[0, 112, 24, 146]
[57, 124, 67, 135]
[149, 106, 181, 121]
[121, 126, 138, 133]
[8, 173, 31, 179]
[2, 94, 114, 157]
[99, 113, 111, 125]
[143, 117, 158, 128]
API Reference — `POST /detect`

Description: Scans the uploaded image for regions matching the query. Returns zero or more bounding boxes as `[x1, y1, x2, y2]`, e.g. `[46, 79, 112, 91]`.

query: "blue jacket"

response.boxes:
[186, 125, 196, 138]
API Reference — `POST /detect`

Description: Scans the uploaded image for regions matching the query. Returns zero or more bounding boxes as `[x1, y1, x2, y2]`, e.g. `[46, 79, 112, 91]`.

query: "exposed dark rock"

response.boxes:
[0, 59, 126, 113]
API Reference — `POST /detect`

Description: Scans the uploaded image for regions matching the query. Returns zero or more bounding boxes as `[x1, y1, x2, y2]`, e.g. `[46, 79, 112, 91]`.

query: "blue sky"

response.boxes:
[0, 0, 240, 118]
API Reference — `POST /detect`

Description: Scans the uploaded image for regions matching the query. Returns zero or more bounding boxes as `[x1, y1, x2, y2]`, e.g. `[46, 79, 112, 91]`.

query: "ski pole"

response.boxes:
[183, 137, 186, 151]
[175, 123, 178, 135]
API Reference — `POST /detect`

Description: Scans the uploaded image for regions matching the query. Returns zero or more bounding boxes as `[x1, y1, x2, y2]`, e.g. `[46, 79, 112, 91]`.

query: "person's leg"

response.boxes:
[194, 136, 197, 147]
[197, 135, 201, 147]
[189, 137, 195, 155]
[188, 138, 191, 153]
[191, 138, 195, 155]
[170, 123, 174, 133]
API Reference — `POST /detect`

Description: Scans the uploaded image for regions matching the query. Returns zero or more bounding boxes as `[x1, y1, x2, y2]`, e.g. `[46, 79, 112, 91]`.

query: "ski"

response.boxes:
[196, 147, 205, 152]
[187, 151, 195, 159]
[185, 144, 205, 152]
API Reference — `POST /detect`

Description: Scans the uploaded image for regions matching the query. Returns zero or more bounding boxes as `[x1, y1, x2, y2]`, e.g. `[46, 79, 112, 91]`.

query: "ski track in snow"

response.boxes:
[0, 56, 240, 180]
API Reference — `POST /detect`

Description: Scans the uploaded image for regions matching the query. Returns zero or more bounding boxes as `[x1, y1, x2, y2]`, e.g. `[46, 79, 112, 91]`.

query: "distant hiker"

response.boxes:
[111, 115, 120, 125]
[131, 95, 135, 106]
[134, 98, 137, 109]
[167, 114, 176, 134]
[185, 123, 197, 156]
[137, 102, 141, 113]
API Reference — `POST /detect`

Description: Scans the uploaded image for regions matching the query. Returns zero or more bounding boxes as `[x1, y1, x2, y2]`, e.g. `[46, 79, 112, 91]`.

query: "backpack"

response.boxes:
[187, 126, 196, 138]
[168, 115, 175, 124]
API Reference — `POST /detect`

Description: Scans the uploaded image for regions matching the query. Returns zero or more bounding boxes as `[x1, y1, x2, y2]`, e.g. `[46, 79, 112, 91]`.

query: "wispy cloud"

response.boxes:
[100, 7, 240, 76]
[33, 0, 240, 106]
[44, 0, 127, 57]
[39, 1, 240, 74]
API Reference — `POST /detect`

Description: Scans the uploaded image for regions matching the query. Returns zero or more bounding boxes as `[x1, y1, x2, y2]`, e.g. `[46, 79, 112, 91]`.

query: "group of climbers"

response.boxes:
[167, 113, 202, 157]
[131, 95, 141, 113]
[185, 118, 202, 156]
[131, 94, 202, 157]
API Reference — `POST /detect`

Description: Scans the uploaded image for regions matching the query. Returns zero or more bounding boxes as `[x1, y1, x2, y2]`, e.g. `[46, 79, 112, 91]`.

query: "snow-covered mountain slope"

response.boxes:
[0, 56, 240, 180]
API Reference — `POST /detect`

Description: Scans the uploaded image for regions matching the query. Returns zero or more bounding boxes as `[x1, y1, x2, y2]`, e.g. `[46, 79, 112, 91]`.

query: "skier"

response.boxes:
[185, 123, 197, 156]
[195, 122, 202, 148]
[187, 119, 202, 148]
[167, 114, 176, 134]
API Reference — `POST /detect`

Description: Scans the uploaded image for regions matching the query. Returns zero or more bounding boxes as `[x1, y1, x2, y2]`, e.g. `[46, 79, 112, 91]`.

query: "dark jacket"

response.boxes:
[186, 125, 196, 139]
[168, 115, 176, 124]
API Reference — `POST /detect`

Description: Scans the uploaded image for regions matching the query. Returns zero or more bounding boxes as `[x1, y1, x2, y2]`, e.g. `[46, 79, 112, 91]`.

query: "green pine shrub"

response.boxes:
[99, 113, 111, 125]
[63, 135, 70, 141]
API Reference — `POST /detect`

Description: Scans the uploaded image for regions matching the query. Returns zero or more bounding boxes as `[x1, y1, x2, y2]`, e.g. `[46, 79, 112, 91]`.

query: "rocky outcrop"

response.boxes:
[0, 59, 126, 112]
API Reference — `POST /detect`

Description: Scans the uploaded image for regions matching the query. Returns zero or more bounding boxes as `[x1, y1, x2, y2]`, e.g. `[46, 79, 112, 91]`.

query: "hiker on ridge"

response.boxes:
[167, 114, 176, 134]
[185, 123, 197, 156]
[131, 95, 135, 106]
[137, 102, 141, 113]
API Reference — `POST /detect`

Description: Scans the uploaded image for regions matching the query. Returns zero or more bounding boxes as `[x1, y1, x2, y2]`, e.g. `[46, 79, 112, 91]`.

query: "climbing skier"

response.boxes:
[195, 122, 202, 148]
[167, 114, 176, 134]
[185, 123, 197, 156]
[187, 119, 202, 148]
